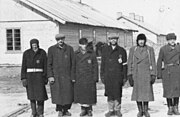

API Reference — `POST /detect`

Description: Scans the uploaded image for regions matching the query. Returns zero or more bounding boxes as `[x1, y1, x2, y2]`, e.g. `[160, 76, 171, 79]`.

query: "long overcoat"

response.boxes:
[74, 49, 98, 104]
[47, 43, 75, 105]
[101, 45, 127, 102]
[127, 46, 156, 101]
[157, 44, 180, 98]
[21, 48, 48, 101]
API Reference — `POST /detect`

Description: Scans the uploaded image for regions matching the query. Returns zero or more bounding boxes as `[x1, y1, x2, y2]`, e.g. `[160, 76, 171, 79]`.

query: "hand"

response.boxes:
[128, 75, 134, 87]
[22, 79, 27, 87]
[48, 77, 55, 84]
[122, 78, 127, 86]
[150, 75, 156, 84]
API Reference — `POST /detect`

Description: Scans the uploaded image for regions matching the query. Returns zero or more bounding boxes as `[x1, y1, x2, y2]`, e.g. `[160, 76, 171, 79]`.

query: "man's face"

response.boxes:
[79, 44, 87, 51]
[167, 39, 176, 46]
[109, 38, 118, 45]
[57, 38, 65, 46]
[32, 43, 38, 51]
[138, 39, 145, 47]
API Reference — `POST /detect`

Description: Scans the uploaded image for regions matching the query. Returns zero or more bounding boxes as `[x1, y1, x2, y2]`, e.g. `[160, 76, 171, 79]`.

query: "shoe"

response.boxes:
[115, 110, 122, 117]
[87, 110, 93, 116]
[64, 110, 71, 116]
[58, 111, 63, 117]
[105, 111, 114, 117]
[167, 106, 173, 115]
[173, 106, 180, 115]
[80, 109, 87, 116]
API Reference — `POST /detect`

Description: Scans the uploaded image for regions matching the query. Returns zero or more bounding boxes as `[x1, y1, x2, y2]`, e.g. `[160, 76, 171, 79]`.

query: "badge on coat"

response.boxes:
[118, 54, 122, 63]
[36, 60, 40, 64]
[65, 54, 68, 58]
[88, 59, 92, 64]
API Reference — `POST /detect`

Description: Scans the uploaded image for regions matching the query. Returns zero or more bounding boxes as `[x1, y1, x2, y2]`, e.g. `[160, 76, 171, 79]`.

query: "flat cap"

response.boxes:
[108, 33, 119, 39]
[55, 34, 65, 40]
[166, 33, 176, 40]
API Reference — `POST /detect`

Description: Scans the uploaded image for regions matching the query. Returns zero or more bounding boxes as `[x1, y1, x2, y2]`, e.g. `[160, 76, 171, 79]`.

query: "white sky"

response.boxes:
[74, 0, 180, 40]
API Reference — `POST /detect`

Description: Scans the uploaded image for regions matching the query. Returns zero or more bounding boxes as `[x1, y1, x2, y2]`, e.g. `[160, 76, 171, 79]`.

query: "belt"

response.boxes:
[27, 68, 43, 72]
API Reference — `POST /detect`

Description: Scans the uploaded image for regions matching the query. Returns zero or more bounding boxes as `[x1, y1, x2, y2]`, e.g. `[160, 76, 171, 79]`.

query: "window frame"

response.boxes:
[6, 28, 22, 53]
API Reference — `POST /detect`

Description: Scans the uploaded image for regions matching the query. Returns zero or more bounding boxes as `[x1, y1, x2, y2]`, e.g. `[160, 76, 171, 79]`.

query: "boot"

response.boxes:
[137, 102, 143, 117]
[87, 106, 93, 116]
[167, 98, 173, 115]
[30, 100, 37, 117]
[105, 111, 114, 117]
[58, 111, 63, 117]
[37, 101, 44, 117]
[173, 97, 180, 115]
[115, 110, 122, 117]
[80, 106, 87, 116]
[143, 102, 150, 117]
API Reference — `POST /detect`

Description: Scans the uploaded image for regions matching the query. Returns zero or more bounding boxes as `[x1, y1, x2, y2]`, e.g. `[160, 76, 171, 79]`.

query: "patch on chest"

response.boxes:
[118, 54, 122, 63]
[36, 60, 40, 64]
[87, 59, 92, 64]
[65, 54, 68, 58]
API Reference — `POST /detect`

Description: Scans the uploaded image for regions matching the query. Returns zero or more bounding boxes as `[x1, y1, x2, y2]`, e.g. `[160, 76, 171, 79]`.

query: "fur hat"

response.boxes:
[79, 38, 88, 45]
[30, 38, 39, 48]
[166, 33, 176, 40]
[136, 33, 147, 46]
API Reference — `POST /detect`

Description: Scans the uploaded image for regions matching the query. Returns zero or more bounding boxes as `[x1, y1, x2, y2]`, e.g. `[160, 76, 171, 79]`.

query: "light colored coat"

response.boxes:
[128, 46, 156, 101]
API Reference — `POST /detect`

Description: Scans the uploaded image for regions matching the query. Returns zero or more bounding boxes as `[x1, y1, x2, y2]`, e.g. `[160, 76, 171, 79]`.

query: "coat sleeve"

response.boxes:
[47, 47, 54, 78]
[150, 47, 157, 76]
[157, 47, 164, 78]
[100, 47, 106, 81]
[21, 51, 27, 80]
[127, 47, 134, 76]
[122, 48, 127, 80]
[42, 50, 48, 81]
[70, 47, 75, 81]
[92, 53, 98, 82]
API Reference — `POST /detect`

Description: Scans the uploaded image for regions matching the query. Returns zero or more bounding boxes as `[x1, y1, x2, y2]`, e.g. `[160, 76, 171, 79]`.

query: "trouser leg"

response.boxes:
[167, 98, 173, 115]
[37, 101, 44, 116]
[137, 101, 143, 117]
[143, 102, 150, 117]
[30, 100, 37, 116]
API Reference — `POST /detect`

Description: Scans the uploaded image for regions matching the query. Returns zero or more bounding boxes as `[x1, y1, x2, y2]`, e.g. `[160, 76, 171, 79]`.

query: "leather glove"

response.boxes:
[150, 75, 156, 84]
[128, 75, 134, 87]
[22, 79, 27, 87]
[48, 77, 55, 84]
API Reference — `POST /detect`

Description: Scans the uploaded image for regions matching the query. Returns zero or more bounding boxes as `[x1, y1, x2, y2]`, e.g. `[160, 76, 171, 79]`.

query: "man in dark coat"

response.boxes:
[21, 39, 48, 117]
[74, 38, 98, 116]
[157, 33, 180, 115]
[127, 34, 156, 117]
[101, 33, 127, 117]
[47, 34, 75, 117]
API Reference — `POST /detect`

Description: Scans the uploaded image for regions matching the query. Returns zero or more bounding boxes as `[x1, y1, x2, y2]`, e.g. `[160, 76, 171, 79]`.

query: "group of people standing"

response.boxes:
[21, 32, 180, 117]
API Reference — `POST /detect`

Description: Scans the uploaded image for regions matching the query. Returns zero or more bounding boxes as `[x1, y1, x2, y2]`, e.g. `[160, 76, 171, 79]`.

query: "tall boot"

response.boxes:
[30, 100, 37, 117]
[167, 98, 173, 115]
[143, 102, 150, 117]
[80, 106, 87, 116]
[173, 97, 180, 115]
[87, 106, 93, 116]
[37, 101, 44, 117]
[137, 102, 143, 117]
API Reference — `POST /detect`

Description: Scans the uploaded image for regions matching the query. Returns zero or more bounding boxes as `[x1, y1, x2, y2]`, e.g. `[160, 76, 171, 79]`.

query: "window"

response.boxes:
[6, 29, 21, 51]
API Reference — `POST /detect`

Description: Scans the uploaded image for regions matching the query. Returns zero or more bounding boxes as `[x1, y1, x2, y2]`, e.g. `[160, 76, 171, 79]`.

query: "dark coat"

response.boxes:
[157, 44, 180, 98]
[74, 49, 98, 104]
[101, 45, 127, 101]
[47, 43, 75, 105]
[21, 48, 48, 101]
[128, 46, 156, 101]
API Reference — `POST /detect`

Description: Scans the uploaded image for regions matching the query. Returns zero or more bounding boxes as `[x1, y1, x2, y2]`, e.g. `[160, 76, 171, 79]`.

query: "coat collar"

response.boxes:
[165, 44, 179, 61]
[55, 43, 67, 51]
[134, 46, 149, 63]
